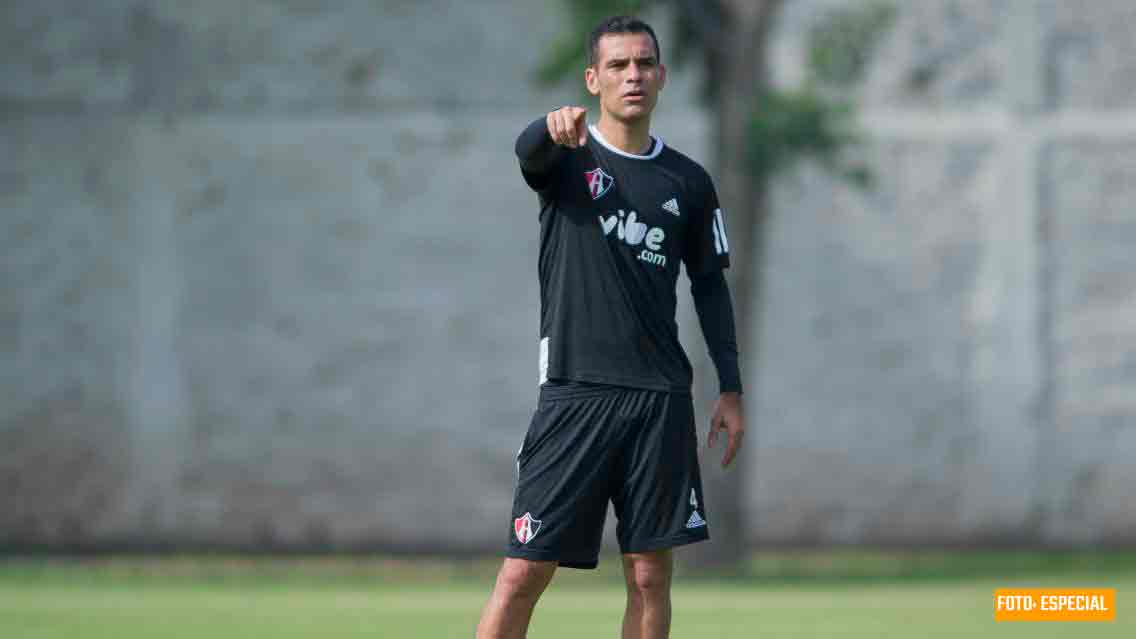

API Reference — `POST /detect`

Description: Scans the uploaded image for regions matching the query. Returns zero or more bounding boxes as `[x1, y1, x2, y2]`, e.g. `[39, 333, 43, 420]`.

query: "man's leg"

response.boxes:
[476, 557, 557, 639]
[613, 392, 706, 638]
[621, 550, 673, 639]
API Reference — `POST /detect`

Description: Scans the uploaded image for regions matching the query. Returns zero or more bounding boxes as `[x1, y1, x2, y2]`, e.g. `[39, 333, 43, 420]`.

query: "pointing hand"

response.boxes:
[547, 106, 588, 148]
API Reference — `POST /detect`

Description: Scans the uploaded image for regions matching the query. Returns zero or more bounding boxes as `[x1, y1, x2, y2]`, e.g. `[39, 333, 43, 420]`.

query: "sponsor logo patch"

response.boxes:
[597, 209, 668, 268]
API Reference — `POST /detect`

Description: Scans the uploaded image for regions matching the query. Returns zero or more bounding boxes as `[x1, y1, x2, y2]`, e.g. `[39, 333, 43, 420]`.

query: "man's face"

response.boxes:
[586, 32, 666, 123]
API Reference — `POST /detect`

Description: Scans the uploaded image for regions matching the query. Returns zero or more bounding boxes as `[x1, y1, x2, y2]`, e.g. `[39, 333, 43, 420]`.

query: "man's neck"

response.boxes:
[595, 115, 653, 155]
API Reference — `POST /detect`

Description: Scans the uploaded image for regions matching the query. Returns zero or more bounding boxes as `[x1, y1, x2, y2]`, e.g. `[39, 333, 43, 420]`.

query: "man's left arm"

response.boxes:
[690, 267, 745, 469]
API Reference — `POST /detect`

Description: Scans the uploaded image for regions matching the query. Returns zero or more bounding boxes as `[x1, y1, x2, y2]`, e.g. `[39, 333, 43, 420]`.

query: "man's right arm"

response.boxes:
[515, 117, 562, 175]
[515, 107, 588, 189]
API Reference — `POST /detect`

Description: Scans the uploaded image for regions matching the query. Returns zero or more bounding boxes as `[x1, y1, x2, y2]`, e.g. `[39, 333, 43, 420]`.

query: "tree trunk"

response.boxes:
[684, 0, 781, 572]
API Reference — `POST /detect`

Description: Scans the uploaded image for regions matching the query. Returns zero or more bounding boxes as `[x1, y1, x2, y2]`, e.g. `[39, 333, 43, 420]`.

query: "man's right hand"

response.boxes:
[547, 107, 588, 148]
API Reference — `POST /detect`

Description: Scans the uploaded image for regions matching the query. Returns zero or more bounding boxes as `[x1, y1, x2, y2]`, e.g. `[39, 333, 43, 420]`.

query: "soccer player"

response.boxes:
[475, 15, 745, 639]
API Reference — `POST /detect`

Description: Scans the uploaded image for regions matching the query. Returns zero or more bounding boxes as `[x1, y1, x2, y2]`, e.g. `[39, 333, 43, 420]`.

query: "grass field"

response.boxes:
[1, 551, 1131, 638]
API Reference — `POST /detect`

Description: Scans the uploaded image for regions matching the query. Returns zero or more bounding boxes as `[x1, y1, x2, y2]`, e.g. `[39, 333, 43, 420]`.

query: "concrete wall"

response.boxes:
[748, 0, 1136, 546]
[0, 0, 704, 550]
[1, 0, 1133, 550]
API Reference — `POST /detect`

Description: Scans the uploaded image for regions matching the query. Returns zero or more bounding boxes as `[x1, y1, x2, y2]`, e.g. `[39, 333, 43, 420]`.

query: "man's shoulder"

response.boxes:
[657, 143, 712, 180]
[655, 142, 714, 192]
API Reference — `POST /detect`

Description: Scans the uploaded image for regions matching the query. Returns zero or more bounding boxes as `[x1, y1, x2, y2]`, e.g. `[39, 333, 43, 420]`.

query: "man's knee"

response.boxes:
[624, 551, 672, 597]
[495, 558, 556, 601]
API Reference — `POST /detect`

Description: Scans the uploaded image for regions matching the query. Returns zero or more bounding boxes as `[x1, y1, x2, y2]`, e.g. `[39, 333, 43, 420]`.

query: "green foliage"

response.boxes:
[746, 88, 864, 184]
[747, 1, 896, 183]
[533, 0, 652, 90]
[807, 1, 897, 89]
[537, 1, 897, 186]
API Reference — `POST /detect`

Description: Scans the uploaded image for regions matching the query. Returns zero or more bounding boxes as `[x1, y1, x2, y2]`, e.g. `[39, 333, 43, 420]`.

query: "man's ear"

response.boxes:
[658, 63, 666, 91]
[585, 66, 600, 96]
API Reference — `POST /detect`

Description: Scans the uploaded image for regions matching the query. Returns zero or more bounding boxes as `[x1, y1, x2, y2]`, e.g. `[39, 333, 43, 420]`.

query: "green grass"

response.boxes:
[1, 552, 1132, 638]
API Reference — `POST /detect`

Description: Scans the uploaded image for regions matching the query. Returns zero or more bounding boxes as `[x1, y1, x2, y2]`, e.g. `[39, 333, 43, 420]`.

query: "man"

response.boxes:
[476, 15, 745, 639]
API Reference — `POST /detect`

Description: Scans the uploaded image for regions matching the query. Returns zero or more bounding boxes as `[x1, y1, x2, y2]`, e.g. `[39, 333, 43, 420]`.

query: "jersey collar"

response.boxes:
[588, 124, 665, 160]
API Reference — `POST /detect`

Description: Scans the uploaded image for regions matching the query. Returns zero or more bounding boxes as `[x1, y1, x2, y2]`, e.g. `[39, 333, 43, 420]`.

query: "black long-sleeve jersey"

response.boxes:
[516, 117, 739, 395]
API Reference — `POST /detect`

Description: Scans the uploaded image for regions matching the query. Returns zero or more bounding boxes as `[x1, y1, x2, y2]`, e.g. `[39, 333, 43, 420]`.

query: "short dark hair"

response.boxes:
[586, 15, 661, 67]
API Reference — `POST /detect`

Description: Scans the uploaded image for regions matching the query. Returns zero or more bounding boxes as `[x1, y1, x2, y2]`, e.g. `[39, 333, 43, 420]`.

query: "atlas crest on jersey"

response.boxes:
[584, 167, 614, 200]
[514, 512, 542, 544]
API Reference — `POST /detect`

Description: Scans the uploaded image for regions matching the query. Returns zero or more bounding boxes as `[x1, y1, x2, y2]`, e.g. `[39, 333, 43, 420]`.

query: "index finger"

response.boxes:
[707, 414, 722, 449]
[572, 108, 588, 146]
[722, 427, 744, 468]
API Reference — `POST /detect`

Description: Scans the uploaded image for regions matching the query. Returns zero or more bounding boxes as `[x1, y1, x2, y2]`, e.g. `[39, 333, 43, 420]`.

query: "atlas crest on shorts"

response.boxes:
[584, 167, 614, 200]
[514, 512, 542, 544]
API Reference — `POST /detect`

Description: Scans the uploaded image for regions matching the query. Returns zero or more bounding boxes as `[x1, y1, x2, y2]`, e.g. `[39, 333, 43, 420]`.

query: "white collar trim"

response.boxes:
[588, 124, 664, 160]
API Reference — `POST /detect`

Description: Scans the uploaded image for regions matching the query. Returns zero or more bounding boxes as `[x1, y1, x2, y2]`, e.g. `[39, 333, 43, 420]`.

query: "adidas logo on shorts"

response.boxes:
[661, 198, 680, 216]
[685, 511, 706, 529]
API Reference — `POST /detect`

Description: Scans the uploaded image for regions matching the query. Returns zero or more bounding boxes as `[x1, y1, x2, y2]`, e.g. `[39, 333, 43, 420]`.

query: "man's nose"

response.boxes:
[626, 63, 642, 81]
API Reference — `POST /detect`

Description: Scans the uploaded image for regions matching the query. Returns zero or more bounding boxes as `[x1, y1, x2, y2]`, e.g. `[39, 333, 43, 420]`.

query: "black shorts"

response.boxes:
[505, 381, 709, 569]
